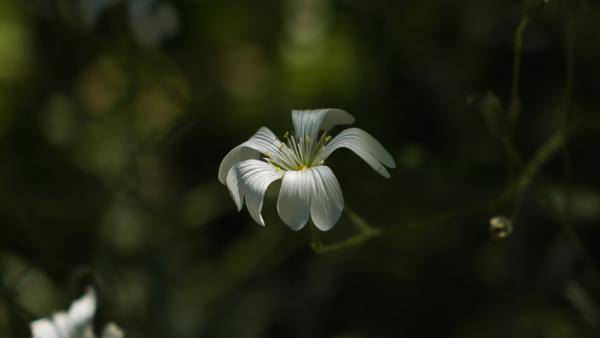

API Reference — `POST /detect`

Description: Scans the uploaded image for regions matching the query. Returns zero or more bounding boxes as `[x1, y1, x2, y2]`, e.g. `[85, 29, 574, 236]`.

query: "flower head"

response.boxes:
[219, 109, 396, 231]
[30, 288, 124, 338]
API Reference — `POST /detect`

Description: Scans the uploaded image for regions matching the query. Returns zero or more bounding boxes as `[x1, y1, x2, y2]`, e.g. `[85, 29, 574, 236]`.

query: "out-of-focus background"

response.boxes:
[1, 0, 600, 337]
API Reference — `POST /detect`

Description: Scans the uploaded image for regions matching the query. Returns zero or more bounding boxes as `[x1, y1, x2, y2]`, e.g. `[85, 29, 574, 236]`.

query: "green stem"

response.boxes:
[500, 138, 524, 168]
[313, 129, 567, 255]
[312, 208, 381, 254]
[501, 16, 529, 176]
[509, 16, 530, 123]
[560, 14, 575, 228]
[509, 129, 565, 220]
[313, 230, 381, 254]
[556, 14, 600, 287]
[514, 131, 564, 195]
[310, 224, 322, 252]
[345, 207, 380, 235]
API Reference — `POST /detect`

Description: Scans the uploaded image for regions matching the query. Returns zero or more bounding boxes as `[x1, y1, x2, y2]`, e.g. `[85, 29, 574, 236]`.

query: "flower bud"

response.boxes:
[477, 91, 508, 140]
[489, 216, 513, 240]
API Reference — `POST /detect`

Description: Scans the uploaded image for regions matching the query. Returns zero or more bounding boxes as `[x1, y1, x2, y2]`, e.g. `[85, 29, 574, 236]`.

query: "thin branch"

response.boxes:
[310, 224, 323, 252]
[313, 231, 381, 254]
[504, 16, 530, 174]
[555, 14, 600, 287]
[560, 13, 575, 229]
[509, 16, 530, 123]
[314, 129, 566, 254]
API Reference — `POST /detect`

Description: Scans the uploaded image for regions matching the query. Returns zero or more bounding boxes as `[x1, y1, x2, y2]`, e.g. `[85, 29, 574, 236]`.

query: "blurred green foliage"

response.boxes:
[1, 0, 600, 337]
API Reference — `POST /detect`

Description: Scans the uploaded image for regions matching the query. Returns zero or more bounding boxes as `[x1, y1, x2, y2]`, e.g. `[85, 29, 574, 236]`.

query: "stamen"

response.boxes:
[309, 131, 334, 166]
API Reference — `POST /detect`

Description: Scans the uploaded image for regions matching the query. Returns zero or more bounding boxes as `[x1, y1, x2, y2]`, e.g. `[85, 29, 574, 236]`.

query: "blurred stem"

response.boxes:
[509, 16, 529, 123]
[513, 130, 565, 201]
[502, 16, 529, 175]
[315, 130, 567, 254]
[500, 138, 523, 168]
[313, 230, 381, 254]
[557, 15, 600, 286]
[312, 207, 381, 254]
[509, 128, 569, 221]
[346, 207, 380, 236]
[310, 224, 322, 252]
[560, 14, 575, 230]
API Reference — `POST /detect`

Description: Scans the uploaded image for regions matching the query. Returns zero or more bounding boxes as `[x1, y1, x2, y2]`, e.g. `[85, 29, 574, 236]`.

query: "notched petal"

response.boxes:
[320, 127, 395, 178]
[309, 166, 344, 231]
[277, 170, 311, 230]
[67, 288, 97, 331]
[291, 109, 355, 142]
[219, 145, 260, 184]
[227, 159, 283, 226]
[218, 127, 286, 184]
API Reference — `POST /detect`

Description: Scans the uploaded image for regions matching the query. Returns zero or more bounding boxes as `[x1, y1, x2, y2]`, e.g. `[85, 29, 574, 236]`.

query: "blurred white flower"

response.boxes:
[30, 288, 124, 338]
[80, 0, 179, 48]
[81, 0, 120, 26]
[219, 109, 395, 231]
[129, 0, 179, 49]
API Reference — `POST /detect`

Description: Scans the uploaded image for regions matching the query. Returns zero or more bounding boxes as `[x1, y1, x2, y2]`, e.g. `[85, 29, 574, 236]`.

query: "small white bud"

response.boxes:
[489, 216, 513, 240]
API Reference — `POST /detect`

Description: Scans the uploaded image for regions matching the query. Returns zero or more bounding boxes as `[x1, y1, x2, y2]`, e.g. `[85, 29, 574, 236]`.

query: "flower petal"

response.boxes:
[67, 288, 97, 331]
[226, 159, 283, 225]
[319, 128, 395, 178]
[309, 166, 344, 231]
[277, 170, 312, 230]
[291, 109, 355, 142]
[218, 127, 289, 184]
[52, 313, 71, 337]
[218, 145, 261, 185]
[102, 323, 125, 338]
[30, 319, 61, 338]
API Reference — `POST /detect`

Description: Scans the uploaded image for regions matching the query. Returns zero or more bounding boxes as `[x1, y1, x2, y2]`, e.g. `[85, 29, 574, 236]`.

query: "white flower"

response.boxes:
[30, 288, 124, 338]
[219, 109, 396, 231]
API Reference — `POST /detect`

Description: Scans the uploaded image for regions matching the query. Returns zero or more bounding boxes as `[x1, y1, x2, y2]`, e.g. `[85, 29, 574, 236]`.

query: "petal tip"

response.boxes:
[287, 222, 307, 231]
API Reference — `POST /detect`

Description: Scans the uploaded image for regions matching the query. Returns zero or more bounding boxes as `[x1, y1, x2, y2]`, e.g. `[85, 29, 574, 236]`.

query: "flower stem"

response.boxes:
[560, 13, 575, 229]
[310, 224, 322, 252]
[509, 16, 529, 124]
[313, 128, 568, 254]
[311, 208, 381, 254]
[555, 14, 600, 288]
[345, 207, 380, 235]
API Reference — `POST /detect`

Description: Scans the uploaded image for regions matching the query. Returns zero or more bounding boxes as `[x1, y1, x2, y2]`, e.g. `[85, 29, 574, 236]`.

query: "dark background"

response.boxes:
[1, 0, 600, 337]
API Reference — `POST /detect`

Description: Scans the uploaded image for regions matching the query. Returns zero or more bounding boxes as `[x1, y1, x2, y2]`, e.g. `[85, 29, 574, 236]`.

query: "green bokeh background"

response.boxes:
[1, 0, 600, 337]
